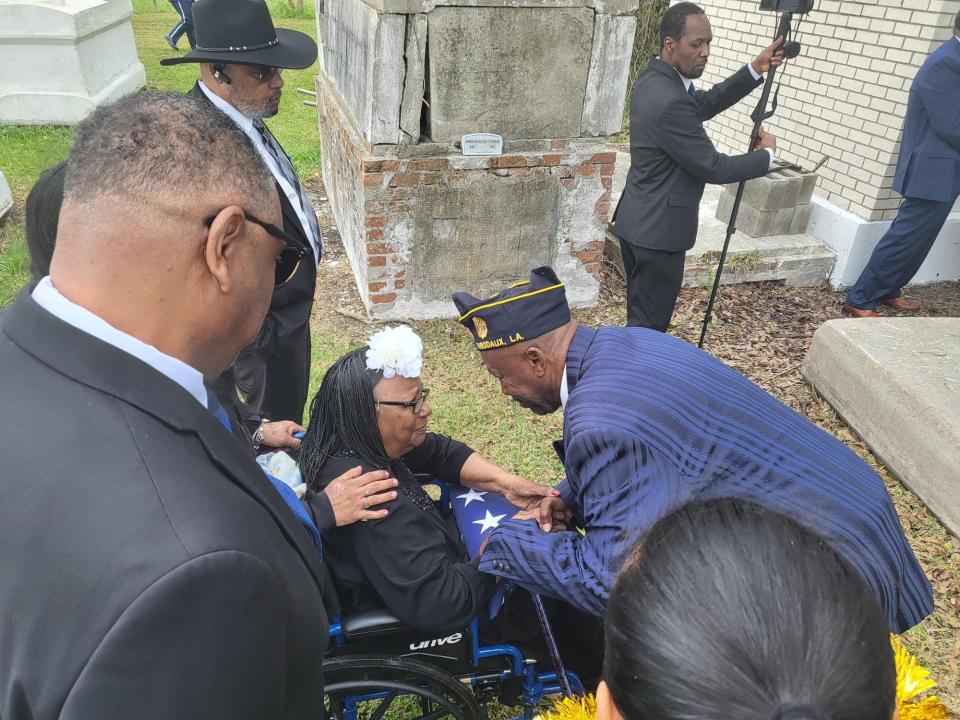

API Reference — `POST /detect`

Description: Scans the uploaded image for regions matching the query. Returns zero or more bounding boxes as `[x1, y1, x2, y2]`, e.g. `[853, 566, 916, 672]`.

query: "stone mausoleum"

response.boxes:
[316, 0, 638, 318]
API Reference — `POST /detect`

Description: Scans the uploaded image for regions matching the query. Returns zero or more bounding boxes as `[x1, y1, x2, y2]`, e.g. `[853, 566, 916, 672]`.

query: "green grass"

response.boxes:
[0, 219, 30, 306]
[0, 2, 320, 306]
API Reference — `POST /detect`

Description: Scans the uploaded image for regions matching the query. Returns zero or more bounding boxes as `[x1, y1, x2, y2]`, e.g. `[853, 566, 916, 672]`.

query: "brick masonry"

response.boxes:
[674, 0, 960, 222]
[317, 74, 612, 318]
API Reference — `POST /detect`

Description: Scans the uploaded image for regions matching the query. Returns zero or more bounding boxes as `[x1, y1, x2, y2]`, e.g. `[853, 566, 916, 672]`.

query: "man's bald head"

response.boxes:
[63, 91, 273, 215]
[52, 91, 286, 380]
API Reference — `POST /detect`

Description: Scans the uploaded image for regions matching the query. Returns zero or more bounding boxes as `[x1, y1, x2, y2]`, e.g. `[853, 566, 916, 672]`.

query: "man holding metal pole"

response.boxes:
[613, 2, 783, 332]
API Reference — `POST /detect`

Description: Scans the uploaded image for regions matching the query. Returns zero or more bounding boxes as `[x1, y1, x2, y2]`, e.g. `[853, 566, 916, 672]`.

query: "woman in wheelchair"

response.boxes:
[299, 326, 559, 628]
[299, 326, 601, 685]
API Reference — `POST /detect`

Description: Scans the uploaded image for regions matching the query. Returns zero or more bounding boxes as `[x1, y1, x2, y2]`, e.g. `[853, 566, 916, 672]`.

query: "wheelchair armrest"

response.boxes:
[340, 607, 408, 640]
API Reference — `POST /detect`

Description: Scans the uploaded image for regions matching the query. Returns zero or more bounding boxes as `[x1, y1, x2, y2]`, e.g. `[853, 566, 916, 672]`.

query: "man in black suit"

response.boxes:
[614, 2, 784, 331]
[0, 92, 330, 719]
[162, 0, 321, 427]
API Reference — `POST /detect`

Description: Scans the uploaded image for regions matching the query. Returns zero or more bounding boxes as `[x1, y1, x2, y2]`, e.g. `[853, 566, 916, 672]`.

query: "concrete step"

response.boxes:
[607, 152, 835, 288]
[802, 318, 960, 537]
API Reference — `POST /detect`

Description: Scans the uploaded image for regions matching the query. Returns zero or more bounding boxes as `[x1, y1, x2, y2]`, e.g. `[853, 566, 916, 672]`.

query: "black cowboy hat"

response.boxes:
[160, 0, 317, 69]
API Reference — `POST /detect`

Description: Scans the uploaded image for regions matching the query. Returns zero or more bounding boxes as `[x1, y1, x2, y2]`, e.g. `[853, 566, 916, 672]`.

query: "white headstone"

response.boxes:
[0, 0, 146, 125]
[0, 170, 12, 222]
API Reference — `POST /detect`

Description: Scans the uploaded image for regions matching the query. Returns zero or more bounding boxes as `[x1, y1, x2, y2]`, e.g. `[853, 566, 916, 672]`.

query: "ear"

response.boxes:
[203, 205, 247, 294]
[596, 681, 623, 720]
[524, 346, 548, 377]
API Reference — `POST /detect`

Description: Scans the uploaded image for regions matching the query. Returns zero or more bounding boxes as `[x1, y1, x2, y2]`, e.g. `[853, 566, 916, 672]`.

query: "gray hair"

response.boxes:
[64, 91, 275, 215]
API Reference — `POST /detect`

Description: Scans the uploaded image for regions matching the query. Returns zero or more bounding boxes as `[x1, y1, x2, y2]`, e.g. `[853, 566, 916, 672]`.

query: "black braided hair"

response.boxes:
[298, 348, 391, 491]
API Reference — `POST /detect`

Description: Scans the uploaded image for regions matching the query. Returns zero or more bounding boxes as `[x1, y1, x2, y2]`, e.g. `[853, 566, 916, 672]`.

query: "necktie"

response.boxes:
[207, 392, 323, 554]
[688, 83, 697, 99]
[253, 119, 322, 255]
[207, 393, 233, 432]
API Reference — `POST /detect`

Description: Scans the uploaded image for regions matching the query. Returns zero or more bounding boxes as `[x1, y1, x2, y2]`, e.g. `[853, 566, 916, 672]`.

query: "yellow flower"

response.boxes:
[892, 634, 948, 720]
[534, 694, 596, 720]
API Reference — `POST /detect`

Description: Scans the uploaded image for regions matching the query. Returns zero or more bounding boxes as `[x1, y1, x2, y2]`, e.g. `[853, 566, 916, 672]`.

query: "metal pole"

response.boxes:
[698, 12, 794, 349]
[531, 593, 573, 697]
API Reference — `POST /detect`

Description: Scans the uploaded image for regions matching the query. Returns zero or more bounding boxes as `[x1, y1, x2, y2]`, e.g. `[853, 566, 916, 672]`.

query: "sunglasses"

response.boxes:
[250, 65, 282, 83]
[376, 388, 430, 414]
[204, 209, 308, 286]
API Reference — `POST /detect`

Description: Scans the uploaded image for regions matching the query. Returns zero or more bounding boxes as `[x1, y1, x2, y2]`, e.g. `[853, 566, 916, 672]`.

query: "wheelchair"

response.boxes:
[321, 480, 584, 720]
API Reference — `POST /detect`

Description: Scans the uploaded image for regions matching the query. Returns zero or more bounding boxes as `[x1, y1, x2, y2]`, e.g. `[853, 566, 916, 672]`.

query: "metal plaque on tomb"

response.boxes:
[461, 133, 503, 156]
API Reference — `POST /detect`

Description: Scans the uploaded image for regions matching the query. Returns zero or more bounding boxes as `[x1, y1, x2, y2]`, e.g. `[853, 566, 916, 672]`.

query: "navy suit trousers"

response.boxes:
[847, 195, 957, 309]
[168, 0, 196, 49]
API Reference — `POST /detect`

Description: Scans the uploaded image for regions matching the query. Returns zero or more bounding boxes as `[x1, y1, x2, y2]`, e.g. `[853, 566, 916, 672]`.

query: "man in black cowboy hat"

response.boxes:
[162, 0, 321, 428]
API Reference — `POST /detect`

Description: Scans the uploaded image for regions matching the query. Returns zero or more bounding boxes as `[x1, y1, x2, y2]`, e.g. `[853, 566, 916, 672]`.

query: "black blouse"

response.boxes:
[305, 433, 497, 633]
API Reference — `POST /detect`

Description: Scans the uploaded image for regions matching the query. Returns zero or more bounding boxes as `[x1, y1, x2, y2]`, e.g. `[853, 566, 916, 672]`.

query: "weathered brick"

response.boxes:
[369, 255, 387, 267]
[380, 160, 401, 172]
[370, 293, 398, 304]
[408, 159, 449, 172]
[363, 172, 384, 188]
[589, 152, 617, 164]
[389, 173, 420, 188]
[490, 155, 527, 169]
[366, 215, 387, 229]
[551, 139, 569, 150]
[509, 168, 530, 178]
[366, 230, 384, 242]
[599, 164, 615, 177]
[394, 279, 406, 290]
[368, 281, 387, 293]
[367, 243, 394, 254]
[560, 178, 577, 190]
[575, 251, 602, 264]
[573, 164, 596, 177]
[542, 154, 562, 166]
[421, 174, 441, 185]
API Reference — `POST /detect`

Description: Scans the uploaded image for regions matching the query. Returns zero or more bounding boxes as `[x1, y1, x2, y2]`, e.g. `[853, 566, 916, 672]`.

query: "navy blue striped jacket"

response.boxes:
[478, 326, 933, 632]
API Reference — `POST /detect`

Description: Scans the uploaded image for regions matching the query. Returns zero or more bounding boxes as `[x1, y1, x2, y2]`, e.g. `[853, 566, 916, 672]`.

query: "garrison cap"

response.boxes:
[452, 266, 571, 351]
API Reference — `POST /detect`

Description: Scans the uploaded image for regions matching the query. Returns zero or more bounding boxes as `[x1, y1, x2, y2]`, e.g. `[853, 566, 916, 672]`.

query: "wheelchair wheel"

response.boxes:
[322, 655, 484, 720]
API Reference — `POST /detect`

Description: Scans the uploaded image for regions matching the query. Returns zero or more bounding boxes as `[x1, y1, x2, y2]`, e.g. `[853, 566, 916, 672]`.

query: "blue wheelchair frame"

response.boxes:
[322, 480, 584, 720]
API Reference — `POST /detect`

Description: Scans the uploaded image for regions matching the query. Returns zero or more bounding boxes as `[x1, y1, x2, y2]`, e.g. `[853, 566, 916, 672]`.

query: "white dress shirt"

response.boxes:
[674, 63, 776, 168]
[198, 81, 321, 263]
[560, 365, 569, 409]
[31, 277, 208, 407]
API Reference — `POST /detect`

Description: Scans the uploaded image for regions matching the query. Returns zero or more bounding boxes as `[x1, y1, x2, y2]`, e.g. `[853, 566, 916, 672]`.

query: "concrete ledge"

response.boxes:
[802, 318, 960, 537]
[808, 194, 960, 289]
[0, 171, 12, 223]
[606, 170, 835, 288]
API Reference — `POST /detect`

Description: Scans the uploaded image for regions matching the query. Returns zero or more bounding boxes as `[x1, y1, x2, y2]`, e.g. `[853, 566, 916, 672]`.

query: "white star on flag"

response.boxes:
[473, 510, 506, 533]
[457, 489, 487, 506]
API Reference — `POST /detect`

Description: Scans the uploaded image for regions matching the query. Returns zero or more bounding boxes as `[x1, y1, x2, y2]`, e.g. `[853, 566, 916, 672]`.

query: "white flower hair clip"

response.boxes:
[365, 325, 423, 379]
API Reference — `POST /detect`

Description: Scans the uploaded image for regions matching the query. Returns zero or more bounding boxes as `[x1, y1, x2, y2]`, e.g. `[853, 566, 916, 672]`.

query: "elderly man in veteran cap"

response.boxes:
[162, 0, 321, 429]
[452, 267, 932, 633]
[0, 92, 330, 720]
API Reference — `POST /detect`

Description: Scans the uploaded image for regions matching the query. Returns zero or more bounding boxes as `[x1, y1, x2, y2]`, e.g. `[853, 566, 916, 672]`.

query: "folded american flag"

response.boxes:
[449, 484, 519, 618]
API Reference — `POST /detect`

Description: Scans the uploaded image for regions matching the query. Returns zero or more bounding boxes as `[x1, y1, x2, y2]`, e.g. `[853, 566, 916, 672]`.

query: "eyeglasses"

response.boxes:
[204, 209, 308, 286]
[250, 65, 282, 83]
[376, 388, 430, 414]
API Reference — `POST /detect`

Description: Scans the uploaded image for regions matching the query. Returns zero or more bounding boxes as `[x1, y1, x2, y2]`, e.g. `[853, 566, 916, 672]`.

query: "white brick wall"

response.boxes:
[669, 0, 959, 221]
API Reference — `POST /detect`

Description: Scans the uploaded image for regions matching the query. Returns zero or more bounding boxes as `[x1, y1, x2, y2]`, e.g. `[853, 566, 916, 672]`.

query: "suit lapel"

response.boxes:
[2, 289, 328, 592]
